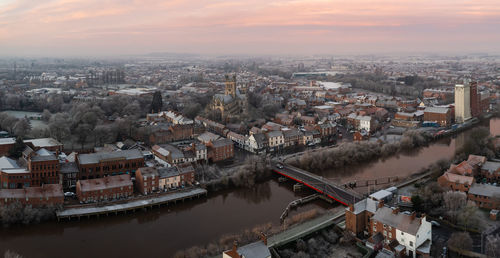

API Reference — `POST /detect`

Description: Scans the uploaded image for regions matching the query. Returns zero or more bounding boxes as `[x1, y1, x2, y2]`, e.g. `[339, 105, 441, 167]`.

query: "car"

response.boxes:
[64, 192, 76, 197]
[431, 221, 440, 227]
[389, 125, 395, 129]
[276, 164, 284, 169]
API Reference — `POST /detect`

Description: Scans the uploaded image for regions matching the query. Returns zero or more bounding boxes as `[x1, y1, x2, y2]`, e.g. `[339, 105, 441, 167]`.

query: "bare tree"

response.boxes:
[443, 191, 467, 223]
[13, 118, 31, 138]
[448, 232, 473, 251]
[486, 234, 500, 258]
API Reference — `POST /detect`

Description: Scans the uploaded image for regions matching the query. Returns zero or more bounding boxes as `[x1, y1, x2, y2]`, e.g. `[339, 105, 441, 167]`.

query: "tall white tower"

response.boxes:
[455, 81, 471, 123]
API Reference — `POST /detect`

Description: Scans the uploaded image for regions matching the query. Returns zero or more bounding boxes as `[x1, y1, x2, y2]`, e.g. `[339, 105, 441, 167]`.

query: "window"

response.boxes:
[389, 232, 392, 238]
[373, 226, 376, 232]
[409, 241, 413, 247]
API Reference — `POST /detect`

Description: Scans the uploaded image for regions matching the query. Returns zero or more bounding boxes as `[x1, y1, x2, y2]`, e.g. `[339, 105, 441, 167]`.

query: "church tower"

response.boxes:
[224, 74, 237, 97]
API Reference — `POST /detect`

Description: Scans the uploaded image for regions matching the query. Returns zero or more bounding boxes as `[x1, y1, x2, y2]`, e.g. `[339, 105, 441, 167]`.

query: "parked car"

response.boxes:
[431, 221, 440, 227]
[64, 192, 76, 198]
[276, 163, 284, 169]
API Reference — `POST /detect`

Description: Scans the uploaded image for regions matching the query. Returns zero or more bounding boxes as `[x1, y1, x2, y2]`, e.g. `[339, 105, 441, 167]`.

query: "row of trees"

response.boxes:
[0, 202, 61, 226]
[287, 130, 432, 172]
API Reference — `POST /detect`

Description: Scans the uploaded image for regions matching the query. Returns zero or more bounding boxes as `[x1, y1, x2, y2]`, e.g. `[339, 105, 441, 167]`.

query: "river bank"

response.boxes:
[0, 118, 498, 258]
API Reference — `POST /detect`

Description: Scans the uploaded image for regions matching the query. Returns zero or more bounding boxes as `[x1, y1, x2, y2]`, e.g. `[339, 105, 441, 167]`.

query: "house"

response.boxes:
[437, 172, 474, 192]
[177, 163, 195, 186]
[346, 189, 394, 236]
[157, 167, 180, 190]
[0, 184, 64, 206]
[198, 131, 221, 144]
[354, 130, 370, 141]
[207, 138, 234, 162]
[60, 162, 78, 190]
[358, 116, 375, 132]
[282, 129, 303, 147]
[266, 131, 284, 150]
[223, 233, 270, 258]
[76, 174, 133, 203]
[247, 133, 267, 153]
[76, 149, 145, 179]
[370, 207, 432, 258]
[227, 131, 247, 149]
[152, 144, 185, 164]
[467, 183, 500, 210]
[135, 167, 159, 195]
[0, 156, 30, 189]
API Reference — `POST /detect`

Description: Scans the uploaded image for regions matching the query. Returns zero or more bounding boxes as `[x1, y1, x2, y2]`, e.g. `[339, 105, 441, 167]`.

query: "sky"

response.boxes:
[0, 0, 499, 57]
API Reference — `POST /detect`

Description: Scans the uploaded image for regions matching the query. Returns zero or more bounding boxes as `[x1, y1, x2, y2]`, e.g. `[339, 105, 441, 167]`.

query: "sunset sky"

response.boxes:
[1, 0, 499, 56]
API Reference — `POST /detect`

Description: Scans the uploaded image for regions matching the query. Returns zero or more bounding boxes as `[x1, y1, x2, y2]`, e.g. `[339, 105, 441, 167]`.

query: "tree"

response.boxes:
[182, 103, 202, 119]
[486, 234, 500, 258]
[150, 91, 163, 113]
[448, 232, 473, 251]
[411, 195, 424, 212]
[48, 113, 71, 142]
[75, 123, 92, 150]
[13, 118, 31, 138]
[458, 201, 480, 230]
[8, 137, 25, 159]
[41, 109, 51, 122]
[443, 191, 467, 223]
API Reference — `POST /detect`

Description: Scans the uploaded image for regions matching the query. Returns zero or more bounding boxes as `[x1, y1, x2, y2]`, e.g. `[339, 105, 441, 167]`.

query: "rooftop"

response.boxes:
[78, 174, 133, 192]
[24, 138, 62, 148]
[469, 183, 500, 198]
[77, 149, 143, 165]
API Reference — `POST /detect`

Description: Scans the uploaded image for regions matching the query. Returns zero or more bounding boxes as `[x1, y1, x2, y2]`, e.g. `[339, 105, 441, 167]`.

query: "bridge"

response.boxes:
[272, 162, 363, 206]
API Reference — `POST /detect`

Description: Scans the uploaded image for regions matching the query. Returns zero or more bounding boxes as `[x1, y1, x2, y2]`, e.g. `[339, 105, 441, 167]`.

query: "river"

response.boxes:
[1, 118, 499, 258]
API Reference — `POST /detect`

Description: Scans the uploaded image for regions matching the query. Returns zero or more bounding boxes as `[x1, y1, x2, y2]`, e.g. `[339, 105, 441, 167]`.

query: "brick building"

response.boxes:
[468, 183, 500, 210]
[177, 163, 195, 186]
[423, 107, 451, 127]
[1, 156, 31, 189]
[23, 138, 63, 154]
[135, 167, 159, 195]
[0, 184, 63, 206]
[76, 149, 144, 179]
[0, 138, 16, 156]
[207, 138, 234, 162]
[437, 172, 474, 192]
[76, 174, 133, 203]
[470, 81, 479, 117]
[26, 148, 60, 186]
[480, 161, 500, 181]
[149, 124, 194, 145]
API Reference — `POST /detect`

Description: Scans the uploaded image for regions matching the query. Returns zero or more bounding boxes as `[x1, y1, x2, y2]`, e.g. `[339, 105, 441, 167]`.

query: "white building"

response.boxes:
[358, 116, 373, 132]
[372, 207, 432, 258]
[455, 81, 471, 123]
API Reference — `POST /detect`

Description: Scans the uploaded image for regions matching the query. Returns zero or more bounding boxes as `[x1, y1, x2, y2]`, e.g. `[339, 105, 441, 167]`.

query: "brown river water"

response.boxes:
[1, 119, 499, 258]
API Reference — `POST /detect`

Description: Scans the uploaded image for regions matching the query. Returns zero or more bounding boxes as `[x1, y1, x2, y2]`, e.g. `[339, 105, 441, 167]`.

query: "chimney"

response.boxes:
[378, 199, 384, 208]
[349, 204, 354, 212]
[392, 207, 399, 214]
[260, 232, 268, 245]
[232, 240, 238, 252]
[410, 212, 416, 220]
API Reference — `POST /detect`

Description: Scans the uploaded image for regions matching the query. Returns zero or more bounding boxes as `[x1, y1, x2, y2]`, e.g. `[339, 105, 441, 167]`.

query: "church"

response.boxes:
[210, 75, 247, 121]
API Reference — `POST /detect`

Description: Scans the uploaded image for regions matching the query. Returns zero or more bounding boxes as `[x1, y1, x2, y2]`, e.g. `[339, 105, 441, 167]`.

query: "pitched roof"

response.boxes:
[469, 183, 500, 198]
[440, 172, 474, 185]
[372, 206, 423, 235]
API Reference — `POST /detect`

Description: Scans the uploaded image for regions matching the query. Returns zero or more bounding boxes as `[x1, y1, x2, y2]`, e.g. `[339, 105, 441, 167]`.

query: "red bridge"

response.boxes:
[272, 162, 363, 206]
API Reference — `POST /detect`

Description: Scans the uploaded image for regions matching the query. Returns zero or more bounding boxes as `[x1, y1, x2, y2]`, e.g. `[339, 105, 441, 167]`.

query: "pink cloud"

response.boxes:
[0, 0, 499, 56]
